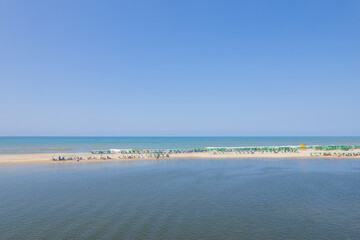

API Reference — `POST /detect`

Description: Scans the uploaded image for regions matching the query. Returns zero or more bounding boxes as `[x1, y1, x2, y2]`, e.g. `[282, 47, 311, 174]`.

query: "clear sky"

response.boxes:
[1, 0, 359, 136]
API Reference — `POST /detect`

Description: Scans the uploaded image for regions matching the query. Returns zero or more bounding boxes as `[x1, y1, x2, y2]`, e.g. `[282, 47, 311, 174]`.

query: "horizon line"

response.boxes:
[1, 136, 360, 138]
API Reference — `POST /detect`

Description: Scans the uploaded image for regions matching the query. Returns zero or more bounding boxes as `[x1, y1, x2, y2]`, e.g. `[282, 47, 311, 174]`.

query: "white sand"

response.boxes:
[0, 149, 359, 165]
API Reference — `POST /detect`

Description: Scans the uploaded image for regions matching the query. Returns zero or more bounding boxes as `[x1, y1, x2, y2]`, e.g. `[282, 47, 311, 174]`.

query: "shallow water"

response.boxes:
[1, 136, 360, 154]
[1, 159, 360, 240]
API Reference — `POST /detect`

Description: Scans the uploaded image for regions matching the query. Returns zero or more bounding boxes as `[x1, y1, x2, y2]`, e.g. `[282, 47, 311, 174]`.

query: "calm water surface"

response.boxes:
[1, 159, 360, 240]
[1, 136, 360, 154]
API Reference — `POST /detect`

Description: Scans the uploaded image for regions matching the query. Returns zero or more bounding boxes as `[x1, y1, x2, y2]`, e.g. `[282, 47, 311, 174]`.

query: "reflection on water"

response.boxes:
[0, 159, 360, 240]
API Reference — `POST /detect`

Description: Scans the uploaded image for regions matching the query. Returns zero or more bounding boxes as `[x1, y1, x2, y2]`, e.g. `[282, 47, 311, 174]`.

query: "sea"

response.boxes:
[1, 136, 360, 154]
[0, 158, 359, 239]
[1, 137, 360, 239]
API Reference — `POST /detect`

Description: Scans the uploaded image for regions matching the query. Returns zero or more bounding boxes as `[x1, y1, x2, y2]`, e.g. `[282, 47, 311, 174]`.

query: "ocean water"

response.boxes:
[0, 159, 359, 240]
[1, 137, 360, 154]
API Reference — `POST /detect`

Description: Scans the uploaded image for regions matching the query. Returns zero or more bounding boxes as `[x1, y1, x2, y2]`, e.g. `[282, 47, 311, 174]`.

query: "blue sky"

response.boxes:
[0, 0, 359, 136]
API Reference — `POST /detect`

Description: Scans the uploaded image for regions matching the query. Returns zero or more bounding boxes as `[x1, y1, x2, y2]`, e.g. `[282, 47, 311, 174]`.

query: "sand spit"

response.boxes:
[1, 149, 360, 165]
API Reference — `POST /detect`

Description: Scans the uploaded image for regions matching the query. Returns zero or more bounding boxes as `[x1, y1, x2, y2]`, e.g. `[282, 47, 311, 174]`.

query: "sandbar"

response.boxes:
[1, 149, 360, 165]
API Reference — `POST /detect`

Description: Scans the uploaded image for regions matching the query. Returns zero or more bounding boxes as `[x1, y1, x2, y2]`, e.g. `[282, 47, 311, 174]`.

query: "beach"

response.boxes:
[1, 148, 360, 165]
[1, 137, 360, 165]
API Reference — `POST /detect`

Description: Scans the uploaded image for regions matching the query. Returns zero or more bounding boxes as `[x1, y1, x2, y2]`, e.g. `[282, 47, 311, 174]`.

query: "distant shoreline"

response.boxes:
[2, 137, 360, 156]
[1, 149, 360, 165]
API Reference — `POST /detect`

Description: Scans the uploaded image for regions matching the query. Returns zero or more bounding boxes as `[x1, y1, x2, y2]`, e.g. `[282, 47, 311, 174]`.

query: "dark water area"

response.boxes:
[1, 159, 360, 240]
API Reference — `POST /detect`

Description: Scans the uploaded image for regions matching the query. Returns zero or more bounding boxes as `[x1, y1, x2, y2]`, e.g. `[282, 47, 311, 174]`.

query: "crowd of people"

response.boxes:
[52, 153, 171, 161]
[53, 145, 360, 161]
[53, 156, 83, 161]
[311, 152, 360, 157]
